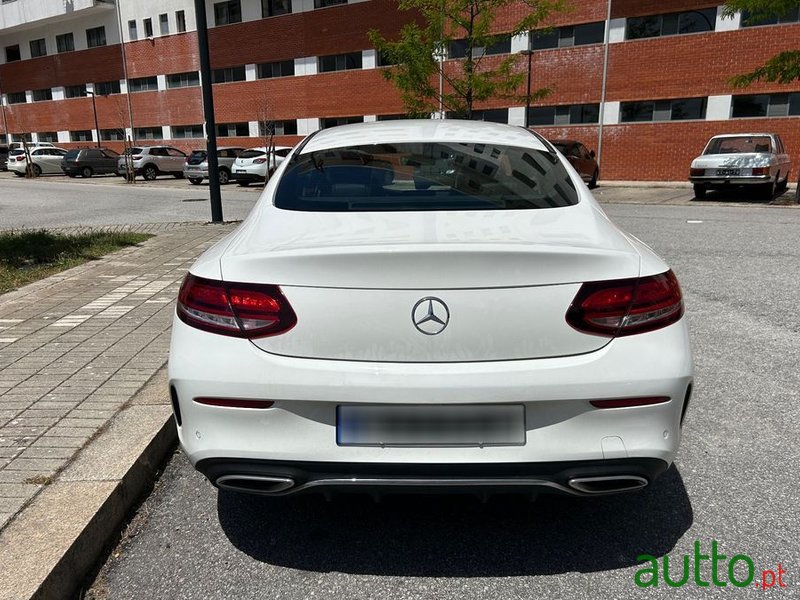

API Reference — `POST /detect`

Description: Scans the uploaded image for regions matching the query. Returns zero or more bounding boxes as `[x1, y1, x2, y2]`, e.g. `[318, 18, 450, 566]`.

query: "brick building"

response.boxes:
[1, 0, 799, 180]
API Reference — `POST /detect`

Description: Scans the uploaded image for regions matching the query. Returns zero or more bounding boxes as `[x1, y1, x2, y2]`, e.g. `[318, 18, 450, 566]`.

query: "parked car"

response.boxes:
[689, 133, 790, 199]
[231, 146, 293, 186]
[0, 145, 8, 171]
[184, 146, 245, 185]
[61, 148, 120, 178]
[117, 146, 187, 180]
[8, 146, 68, 176]
[9, 141, 54, 152]
[549, 139, 599, 188]
[169, 120, 693, 499]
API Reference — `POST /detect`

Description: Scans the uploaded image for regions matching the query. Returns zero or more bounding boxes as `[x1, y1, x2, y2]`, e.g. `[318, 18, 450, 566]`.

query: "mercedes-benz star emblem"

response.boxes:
[412, 297, 450, 335]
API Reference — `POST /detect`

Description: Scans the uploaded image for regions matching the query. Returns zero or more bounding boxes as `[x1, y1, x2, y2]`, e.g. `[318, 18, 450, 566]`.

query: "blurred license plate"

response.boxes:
[716, 168, 740, 176]
[336, 405, 525, 447]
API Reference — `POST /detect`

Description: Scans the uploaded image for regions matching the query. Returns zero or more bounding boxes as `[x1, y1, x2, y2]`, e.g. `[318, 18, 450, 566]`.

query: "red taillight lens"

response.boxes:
[193, 397, 275, 409]
[752, 167, 769, 176]
[590, 396, 670, 409]
[253, 158, 267, 164]
[689, 168, 704, 176]
[177, 274, 296, 338]
[566, 270, 684, 337]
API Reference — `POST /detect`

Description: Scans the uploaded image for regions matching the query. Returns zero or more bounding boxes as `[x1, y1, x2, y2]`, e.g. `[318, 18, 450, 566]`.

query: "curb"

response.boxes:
[0, 369, 177, 600]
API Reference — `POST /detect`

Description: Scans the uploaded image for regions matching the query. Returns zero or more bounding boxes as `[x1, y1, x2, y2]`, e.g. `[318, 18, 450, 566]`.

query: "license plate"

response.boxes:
[236, 170, 246, 174]
[716, 168, 740, 176]
[336, 404, 525, 447]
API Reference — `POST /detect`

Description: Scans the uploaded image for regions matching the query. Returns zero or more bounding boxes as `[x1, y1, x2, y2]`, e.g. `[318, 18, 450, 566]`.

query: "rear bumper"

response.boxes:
[689, 175, 772, 185]
[184, 167, 209, 179]
[232, 171, 265, 183]
[197, 456, 669, 497]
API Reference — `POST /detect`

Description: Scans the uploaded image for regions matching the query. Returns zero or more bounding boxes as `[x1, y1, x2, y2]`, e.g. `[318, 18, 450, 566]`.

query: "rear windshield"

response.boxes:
[274, 142, 578, 212]
[124, 147, 143, 155]
[239, 149, 265, 158]
[704, 136, 771, 154]
[64, 150, 81, 160]
[189, 150, 207, 159]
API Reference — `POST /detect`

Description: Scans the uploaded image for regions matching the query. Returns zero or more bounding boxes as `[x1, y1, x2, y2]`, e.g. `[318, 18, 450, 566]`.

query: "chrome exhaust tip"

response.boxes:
[567, 475, 648, 495]
[216, 475, 295, 495]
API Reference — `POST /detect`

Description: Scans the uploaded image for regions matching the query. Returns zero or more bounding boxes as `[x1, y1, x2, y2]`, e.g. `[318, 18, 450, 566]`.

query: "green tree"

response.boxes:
[368, 0, 566, 119]
[724, 0, 800, 86]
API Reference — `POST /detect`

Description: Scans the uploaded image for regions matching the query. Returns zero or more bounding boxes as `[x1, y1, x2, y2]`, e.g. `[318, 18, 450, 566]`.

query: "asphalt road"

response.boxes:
[79, 201, 800, 599]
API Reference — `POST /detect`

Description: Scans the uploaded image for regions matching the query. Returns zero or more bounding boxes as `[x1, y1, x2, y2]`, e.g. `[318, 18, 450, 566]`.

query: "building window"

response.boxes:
[56, 33, 74, 53]
[135, 127, 164, 140]
[448, 38, 511, 59]
[32, 88, 53, 102]
[732, 93, 800, 118]
[172, 125, 204, 138]
[101, 129, 126, 141]
[5, 45, 20, 62]
[214, 0, 242, 25]
[143, 18, 153, 37]
[741, 7, 800, 26]
[319, 52, 362, 72]
[527, 103, 600, 126]
[10, 134, 33, 144]
[212, 66, 247, 83]
[259, 120, 299, 136]
[620, 97, 707, 122]
[37, 132, 58, 143]
[262, 0, 291, 16]
[128, 20, 138, 40]
[29, 38, 47, 58]
[129, 76, 159, 93]
[626, 9, 716, 40]
[320, 116, 364, 128]
[376, 114, 405, 121]
[159, 14, 169, 35]
[70, 130, 93, 142]
[531, 21, 605, 50]
[257, 60, 294, 79]
[217, 122, 250, 137]
[6, 92, 27, 104]
[315, 0, 347, 7]
[471, 108, 509, 123]
[167, 71, 200, 88]
[176, 10, 187, 32]
[86, 26, 107, 48]
[65, 84, 87, 98]
[95, 80, 121, 95]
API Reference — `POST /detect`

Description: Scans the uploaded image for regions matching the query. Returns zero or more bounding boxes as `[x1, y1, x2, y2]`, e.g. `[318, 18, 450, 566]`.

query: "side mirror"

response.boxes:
[590, 150, 596, 158]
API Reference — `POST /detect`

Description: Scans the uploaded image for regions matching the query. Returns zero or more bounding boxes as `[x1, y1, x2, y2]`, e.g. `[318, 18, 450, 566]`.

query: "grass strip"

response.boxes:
[0, 230, 152, 295]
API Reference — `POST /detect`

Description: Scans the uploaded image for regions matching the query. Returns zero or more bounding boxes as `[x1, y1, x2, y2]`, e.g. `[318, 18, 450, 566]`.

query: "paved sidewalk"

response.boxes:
[0, 223, 235, 531]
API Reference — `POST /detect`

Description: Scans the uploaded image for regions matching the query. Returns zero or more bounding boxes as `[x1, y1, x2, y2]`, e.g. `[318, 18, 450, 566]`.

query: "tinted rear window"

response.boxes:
[274, 142, 578, 212]
[124, 147, 143, 155]
[65, 150, 81, 160]
[704, 136, 772, 154]
[239, 149, 265, 158]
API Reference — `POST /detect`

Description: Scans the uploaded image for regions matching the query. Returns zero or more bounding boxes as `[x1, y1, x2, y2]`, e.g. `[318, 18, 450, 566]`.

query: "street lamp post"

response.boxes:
[521, 48, 533, 129]
[85, 90, 101, 148]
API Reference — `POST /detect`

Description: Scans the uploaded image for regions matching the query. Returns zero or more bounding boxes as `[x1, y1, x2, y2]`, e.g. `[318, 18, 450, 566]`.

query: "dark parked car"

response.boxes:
[0, 145, 8, 171]
[61, 148, 120, 178]
[549, 139, 599, 188]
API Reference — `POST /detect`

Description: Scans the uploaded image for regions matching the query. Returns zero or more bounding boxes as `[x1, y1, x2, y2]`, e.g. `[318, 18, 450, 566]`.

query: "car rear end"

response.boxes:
[117, 147, 146, 175]
[7, 149, 28, 175]
[169, 121, 693, 498]
[61, 149, 82, 175]
[232, 148, 268, 184]
[184, 150, 209, 180]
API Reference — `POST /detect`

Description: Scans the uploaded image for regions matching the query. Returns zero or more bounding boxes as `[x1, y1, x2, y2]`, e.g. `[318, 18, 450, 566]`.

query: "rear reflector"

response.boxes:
[194, 397, 275, 409]
[590, 396, 670, 409]
[566, 270, 684, 337]
[177, 274, 297, 338]
[752, 167, 769, 176]
[689, 168, 704, 176]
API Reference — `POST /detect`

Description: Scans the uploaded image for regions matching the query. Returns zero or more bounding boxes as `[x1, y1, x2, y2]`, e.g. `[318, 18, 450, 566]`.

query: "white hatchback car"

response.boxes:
[169, 120, 693, 498]
[231, 146, 292, 186]
[8, 146, 68, 176]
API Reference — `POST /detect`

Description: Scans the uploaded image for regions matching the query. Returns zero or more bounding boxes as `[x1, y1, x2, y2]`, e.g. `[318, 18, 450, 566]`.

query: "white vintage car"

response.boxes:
[689, 133, 791, 199]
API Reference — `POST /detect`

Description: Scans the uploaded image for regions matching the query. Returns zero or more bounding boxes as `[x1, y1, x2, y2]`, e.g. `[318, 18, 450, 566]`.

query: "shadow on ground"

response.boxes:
[217, 465, 692, 577]
[693, 187, 795, 205]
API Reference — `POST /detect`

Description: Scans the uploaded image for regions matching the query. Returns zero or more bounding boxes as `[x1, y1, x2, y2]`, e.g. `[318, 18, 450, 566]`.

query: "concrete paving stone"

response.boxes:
[67, 409, 117, 421]
[30, 437, 88, 449]
[19, 407, 73, 418]
[0, 448, 22, 459]
[0, 427, 46, 438]
[18, 447, 77, 460]
[31, 402, 82, 412]
[0, 411, 17, 422]
[0, 497, 27, 514]
[57, 418, 107, 429]
[3, 458, 64, 472]
[42, 427, 96, 438]
[0, 484, 39, 499]
[2, 417, 53, 428]
[0, 514, 12, 530]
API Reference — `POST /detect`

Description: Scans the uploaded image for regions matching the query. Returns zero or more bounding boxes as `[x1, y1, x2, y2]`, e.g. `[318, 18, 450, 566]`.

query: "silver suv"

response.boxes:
[117, 146, 187, 180]
[184, 147, 245, 185]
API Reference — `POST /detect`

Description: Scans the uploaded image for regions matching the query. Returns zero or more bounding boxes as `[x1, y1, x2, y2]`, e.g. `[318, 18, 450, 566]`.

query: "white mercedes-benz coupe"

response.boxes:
[168, 120, 693, 498]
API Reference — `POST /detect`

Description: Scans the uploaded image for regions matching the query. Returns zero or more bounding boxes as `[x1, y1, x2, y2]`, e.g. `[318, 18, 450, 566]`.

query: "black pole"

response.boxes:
[194, 0, 223, 223]
[523, 49, 532, 129]
[87, 91, 101, 148]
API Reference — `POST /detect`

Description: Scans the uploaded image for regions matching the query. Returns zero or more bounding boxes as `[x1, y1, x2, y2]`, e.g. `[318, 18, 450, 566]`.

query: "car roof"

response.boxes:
[302, 119, 547, 154]
[708, 133, 777, 139]
[240, 146, 293, 152]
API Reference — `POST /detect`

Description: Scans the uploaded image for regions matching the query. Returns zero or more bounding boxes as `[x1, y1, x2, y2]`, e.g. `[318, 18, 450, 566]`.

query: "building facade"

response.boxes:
[1, 0, 799, 180]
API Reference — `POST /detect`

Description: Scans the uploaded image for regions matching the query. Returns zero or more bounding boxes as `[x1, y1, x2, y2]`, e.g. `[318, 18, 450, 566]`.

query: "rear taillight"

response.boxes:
[752, 167, 769, 176]
[253, 158, 267, 164]
[590, 396, 670, 409]
[194, 397, 275, 409]
[566, 270, 684, 337]
[132, 155, 142, 160]
[689, 168, 704, 176]
[177, 274, 297, 338]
